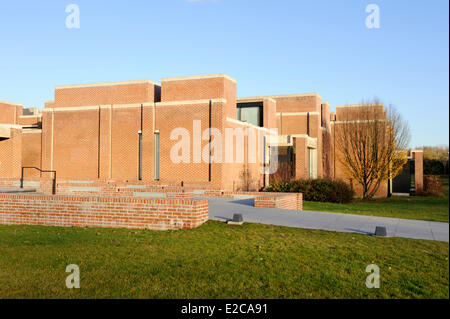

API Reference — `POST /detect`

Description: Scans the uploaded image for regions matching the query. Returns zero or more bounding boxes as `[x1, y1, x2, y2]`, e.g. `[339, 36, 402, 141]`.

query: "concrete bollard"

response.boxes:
[375, 226, 387, 237]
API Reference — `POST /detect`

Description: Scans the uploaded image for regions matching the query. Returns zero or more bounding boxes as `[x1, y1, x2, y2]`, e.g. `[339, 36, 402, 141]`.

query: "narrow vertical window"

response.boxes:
[154, 131, 160, 181]
[308, 148, 317, 179]
[138, 131, 143, 180]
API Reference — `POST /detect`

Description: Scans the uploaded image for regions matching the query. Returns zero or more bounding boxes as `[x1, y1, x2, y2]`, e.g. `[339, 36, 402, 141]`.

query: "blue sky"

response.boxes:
[0, 0, 448, 147]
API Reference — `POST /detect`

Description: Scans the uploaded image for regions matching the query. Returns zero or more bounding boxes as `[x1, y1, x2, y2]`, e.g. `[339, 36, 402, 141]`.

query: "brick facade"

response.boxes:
[0, 74, 423, 199]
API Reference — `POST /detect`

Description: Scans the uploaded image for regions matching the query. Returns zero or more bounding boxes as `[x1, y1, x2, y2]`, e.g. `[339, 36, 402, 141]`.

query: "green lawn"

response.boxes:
[0, 221, 448, 299]
[303, 177, 449, 222]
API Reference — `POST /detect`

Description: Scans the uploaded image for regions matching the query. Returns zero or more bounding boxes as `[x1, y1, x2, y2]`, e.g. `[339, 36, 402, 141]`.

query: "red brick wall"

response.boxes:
[18, 115, 42, 127]
[0, 177, 303, 211]
[53, 81, 160, 108]
[162, 75, 233, 102]
[254, 193, 299, 210]
[110, 106, 141, 180]
[278, 113, 308, 135]
[412, 151, 424, 192]
[336, 105, 386, 121]
[294, 137, 308, 179]
[272, 94, 321, 113]
[203, 190, 302, 210]
[161, 75, 237, 119]
[156, 101, 211, 185]
[52, 109, 100, 179]
[0, 102, 22, 125]
[37, 76, 243, 187]
[263, 99, 277, 130]
[0, 193, 208, 230]
[0, 128, 22, 178]
[21, 131, 42, 178]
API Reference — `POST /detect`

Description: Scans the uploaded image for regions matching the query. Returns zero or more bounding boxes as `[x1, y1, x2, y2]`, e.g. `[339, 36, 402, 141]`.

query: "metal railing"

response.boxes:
[20, 167, 57, 195]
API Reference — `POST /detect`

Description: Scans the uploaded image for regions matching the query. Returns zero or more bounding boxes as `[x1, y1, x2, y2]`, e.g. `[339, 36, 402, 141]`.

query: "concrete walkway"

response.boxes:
[203, 197, 449, 242]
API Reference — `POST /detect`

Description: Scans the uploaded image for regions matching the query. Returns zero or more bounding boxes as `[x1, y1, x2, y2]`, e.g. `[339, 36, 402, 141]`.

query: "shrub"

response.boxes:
[423, 159, 447, 175]
[265, 178, 354, 203]
[418, 175, 444, 197]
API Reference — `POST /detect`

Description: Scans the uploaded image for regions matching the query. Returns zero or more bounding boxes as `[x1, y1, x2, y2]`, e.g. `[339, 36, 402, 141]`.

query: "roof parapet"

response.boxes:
[55, 79, 161, 90]
[161, 73, 237, 83]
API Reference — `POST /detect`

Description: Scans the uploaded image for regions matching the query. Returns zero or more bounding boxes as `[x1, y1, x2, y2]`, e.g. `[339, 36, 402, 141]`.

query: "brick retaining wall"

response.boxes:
[0, 193, 208, 230]
[254, 193, 301, 210]
[0, 178, 303, 211]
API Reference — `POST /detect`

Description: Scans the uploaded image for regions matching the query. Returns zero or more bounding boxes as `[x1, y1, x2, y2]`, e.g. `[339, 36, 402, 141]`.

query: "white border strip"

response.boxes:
[0, 100, 23, 107]
[0, 124, 22, 129]
[239, 93, 320, 100]
[162, 74, 237, 83]
[157, 98, 227, 107]
[276, 112, 320, 116]
[226, 117, 277, 135]
[43, 106, 100, 112]
[237, 97, 277, 104]
[42, 99, 227, 112]
[19, 115, 42, 118]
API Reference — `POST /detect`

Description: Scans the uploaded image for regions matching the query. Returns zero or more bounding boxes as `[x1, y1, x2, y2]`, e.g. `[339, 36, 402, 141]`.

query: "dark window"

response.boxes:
[237, 102, 263, 127]
[138, 131, 143, 180]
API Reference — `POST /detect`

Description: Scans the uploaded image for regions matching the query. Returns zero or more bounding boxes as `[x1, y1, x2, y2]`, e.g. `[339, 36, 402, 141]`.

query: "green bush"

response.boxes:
[265, 178, 354, 203]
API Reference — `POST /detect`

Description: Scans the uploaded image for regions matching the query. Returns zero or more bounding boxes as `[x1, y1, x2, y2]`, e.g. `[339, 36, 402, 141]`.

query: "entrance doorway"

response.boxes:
[392, 159, 415, 195]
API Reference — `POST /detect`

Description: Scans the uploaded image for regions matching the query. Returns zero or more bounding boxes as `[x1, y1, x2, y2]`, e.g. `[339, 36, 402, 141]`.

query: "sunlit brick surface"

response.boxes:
[53, 81, 160, 107]
[0, 194, 209, 230]
[0, 74, 424, 199]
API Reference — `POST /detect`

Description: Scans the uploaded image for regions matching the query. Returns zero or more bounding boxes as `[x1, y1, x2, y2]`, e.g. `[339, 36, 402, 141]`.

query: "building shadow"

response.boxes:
[231, 198, 255, 207]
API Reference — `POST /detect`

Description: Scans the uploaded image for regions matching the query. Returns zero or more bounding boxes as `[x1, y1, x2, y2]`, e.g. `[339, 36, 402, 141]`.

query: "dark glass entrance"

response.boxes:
[392, 159, 415, 194]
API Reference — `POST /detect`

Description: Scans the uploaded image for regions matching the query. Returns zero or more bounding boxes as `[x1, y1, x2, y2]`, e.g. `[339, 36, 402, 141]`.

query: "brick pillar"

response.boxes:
[412, 150, 424, 192]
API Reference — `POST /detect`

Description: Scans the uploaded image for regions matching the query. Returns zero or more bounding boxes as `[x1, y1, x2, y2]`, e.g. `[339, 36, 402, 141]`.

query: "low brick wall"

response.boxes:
[0, 178, 54, 194]
[254, 193, 301, 210]
[0, 178, 302, 211]
[0, 193, 208, 230]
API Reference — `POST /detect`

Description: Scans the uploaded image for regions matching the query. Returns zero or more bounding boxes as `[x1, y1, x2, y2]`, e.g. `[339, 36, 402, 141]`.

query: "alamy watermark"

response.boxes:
[366, 4, 380, 29]
[365, 264, 380, 288]
[66, 264, 80, 289]
[169, 121, 279, 174]
[65, 4, 80, 29]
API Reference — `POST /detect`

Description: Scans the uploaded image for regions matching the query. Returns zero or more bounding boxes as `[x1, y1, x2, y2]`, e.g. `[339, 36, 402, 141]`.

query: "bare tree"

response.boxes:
[335, 99, 410, 199]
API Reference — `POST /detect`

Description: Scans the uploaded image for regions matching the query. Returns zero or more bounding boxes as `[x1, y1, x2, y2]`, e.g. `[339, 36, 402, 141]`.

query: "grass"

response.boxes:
[0, 221, 448, 299]
[303, 177, 449, 222]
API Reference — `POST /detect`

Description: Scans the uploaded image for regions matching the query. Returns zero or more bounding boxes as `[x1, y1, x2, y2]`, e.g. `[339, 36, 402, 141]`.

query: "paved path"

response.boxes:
[203, 197, 449, 242]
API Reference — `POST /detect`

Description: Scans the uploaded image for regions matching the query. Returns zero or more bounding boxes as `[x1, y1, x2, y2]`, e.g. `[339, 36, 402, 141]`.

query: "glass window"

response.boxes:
[154, 132, 160, 180]
[308, 148, 317, 179]
[239, 107, 261, 126]
[237, 102, 263, 127]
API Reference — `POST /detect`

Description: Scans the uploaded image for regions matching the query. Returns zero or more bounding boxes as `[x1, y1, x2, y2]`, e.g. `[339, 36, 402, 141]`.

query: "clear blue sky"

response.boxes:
[0, 0, 448, 147]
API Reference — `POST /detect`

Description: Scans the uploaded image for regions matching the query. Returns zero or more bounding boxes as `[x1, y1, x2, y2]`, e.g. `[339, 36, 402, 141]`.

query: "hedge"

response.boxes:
[265, 178, 354, 203]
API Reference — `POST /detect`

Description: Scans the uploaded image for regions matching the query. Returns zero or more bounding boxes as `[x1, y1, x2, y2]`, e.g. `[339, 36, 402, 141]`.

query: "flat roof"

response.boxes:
[237, 97, 277, 103]
[55, 79, 161, 90]
[238, 93, 321, 100]
[161, 73, 237, 83]
[0, 100, 23, 107]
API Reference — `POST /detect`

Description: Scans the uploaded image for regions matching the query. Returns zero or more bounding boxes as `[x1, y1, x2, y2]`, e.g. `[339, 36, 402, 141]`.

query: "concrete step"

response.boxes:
[0, 188, 37, 194]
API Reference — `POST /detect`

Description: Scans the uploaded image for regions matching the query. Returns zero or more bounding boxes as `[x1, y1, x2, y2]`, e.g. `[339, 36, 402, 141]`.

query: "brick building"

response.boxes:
[0, 74, 423, 197]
